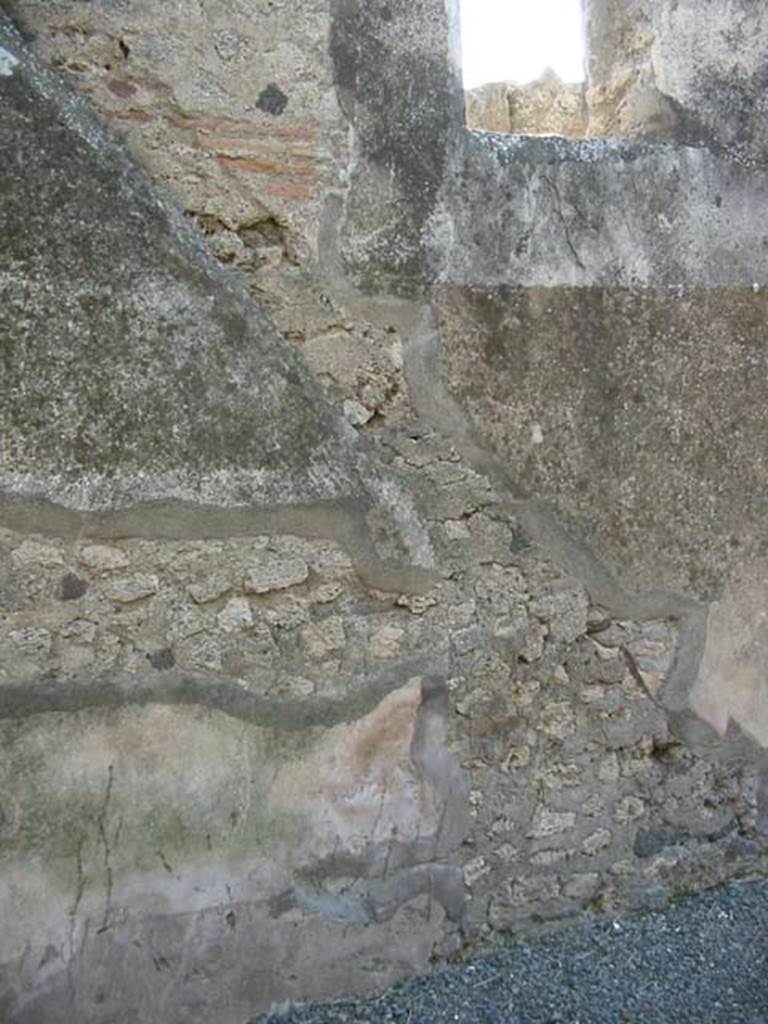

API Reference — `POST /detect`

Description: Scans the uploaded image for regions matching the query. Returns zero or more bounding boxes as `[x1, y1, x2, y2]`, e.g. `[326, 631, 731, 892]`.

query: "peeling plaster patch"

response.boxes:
[268, 679, 445, 863]
[0, 46, 19, 76]
[692, 565, 768, 747]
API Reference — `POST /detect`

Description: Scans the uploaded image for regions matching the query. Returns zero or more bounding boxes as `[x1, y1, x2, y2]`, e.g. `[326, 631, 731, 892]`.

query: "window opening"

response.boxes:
[460, 0, 587, 137]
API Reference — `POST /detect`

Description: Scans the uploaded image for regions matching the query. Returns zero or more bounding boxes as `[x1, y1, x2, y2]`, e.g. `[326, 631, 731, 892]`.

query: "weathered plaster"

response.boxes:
[3, 0, 768, 1019]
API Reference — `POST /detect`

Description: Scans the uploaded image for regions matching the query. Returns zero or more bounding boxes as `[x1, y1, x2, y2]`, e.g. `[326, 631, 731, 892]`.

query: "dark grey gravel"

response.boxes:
[254, 879, 768, 1024]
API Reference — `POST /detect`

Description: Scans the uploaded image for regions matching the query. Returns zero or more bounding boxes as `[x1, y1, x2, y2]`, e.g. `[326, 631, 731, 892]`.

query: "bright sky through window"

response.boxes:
[460, 0, 586, 89]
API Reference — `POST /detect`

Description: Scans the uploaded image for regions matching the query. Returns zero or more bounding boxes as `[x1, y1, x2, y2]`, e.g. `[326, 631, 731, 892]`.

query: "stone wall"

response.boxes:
[2, 1, 768, 1022]
[468, 0, 768, 150]
[586, 0, 768, 153]
[466, 71, 587, 136]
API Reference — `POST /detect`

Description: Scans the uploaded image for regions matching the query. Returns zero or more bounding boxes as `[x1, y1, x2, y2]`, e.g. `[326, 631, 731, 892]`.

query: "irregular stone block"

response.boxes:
[103, 574, 159, 604]
[528, 808, 577, 838]
[216, 596, 254, 633]
[245, 556, 309, 594]
[78, 545, 129, 572]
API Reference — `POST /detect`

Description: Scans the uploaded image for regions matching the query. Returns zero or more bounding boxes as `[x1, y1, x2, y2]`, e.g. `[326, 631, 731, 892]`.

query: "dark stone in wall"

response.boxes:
[147, 647, 175, 670]
[634, 825, 685, 858]
[256, 83, 288, 116]
[59, 573, 88, 601]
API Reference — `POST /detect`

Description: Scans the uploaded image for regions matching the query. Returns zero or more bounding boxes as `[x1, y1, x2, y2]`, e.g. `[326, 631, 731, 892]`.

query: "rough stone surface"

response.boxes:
[3, 0, 768, 1021]
[584, 0, 768, 158]
[466, 71, 587, 136]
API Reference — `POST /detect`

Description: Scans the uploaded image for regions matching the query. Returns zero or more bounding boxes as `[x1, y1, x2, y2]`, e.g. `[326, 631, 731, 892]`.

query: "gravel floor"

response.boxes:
[254, 879, 768, 1024]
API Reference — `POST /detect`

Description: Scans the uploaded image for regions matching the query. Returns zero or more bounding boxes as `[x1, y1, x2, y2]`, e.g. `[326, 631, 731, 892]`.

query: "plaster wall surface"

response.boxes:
[2, 1, 768, 1021]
